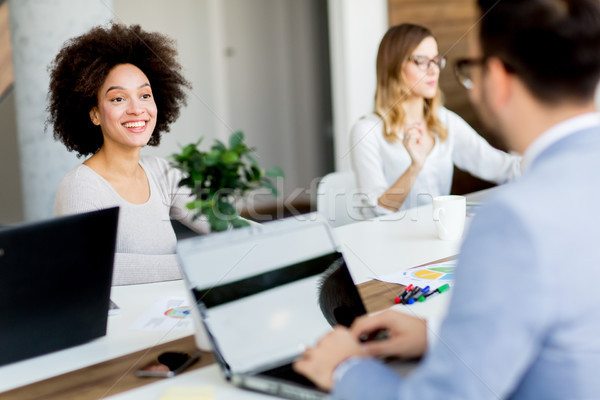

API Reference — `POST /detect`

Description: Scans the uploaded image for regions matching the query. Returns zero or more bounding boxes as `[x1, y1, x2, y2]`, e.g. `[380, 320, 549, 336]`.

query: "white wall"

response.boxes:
[327, 0, 388, 172]
[3, 0, 387, 222]
[115, 0, 332, 203]
[9, 0, 113, 221]
[116, 0, 390, 187]
[113, 0, 222, 159]
[220, 0, 332, 194]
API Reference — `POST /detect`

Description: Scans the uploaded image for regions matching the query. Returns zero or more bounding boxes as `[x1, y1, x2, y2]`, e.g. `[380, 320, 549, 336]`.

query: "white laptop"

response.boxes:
[176, 215, 367, 400]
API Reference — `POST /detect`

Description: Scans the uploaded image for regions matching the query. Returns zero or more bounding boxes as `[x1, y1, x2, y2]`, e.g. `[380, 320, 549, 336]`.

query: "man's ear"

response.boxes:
[89, 107, 100, 126]
[485, 57, 512, 109]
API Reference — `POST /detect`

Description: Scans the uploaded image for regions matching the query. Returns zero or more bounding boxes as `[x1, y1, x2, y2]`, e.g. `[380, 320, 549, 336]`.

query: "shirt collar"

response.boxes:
[522, 112, 600, 172]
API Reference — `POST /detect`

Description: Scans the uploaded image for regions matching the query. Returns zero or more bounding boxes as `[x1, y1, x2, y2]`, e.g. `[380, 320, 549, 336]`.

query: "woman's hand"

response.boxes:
[293, 327, 366, 391]
[402, 122, 433, 168]
[350, 309, 428, 359]
[377, 123, 433, 211]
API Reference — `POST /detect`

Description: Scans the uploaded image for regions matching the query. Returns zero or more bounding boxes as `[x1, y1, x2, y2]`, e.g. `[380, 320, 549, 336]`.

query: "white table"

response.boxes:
[0, 190, 491, 399]
[0, 280, 193, 392]
[105, 192, 488, 399]
[337, 187, 494, 287]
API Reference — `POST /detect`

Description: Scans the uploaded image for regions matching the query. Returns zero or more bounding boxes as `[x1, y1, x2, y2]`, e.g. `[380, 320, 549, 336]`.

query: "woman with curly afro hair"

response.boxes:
[48, 23, 209, 285]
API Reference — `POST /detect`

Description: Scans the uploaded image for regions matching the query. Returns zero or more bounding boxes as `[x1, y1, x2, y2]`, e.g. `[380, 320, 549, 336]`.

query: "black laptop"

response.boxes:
[0, 207, 119, 366]
[177, 215, 367, 400]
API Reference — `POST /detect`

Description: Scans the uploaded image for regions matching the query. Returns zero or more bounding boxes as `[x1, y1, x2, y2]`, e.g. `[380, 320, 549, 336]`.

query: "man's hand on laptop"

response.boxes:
[293, 327, 367, 391]
[350, 309, 428, 359]
[293, 310, 428, 391]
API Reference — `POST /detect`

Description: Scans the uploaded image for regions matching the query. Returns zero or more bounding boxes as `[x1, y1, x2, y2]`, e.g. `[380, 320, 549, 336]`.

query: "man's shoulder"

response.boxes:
[480, 142, 598, 230]
[537, 126, 600, 163]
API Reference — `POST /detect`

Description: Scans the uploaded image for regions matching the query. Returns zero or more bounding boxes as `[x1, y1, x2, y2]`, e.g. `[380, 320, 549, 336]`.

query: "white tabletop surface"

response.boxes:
[106, 364, 271, 400]
[336, 204, 462, 286]
[0, 280, 193, 393]
[0, 189, 493, 399]
[104, 202, 472, 400]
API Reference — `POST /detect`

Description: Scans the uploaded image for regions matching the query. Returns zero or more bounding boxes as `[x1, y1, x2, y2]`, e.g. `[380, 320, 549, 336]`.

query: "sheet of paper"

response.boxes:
[374, 260, 457, 291]
[129, 297, 194, 331]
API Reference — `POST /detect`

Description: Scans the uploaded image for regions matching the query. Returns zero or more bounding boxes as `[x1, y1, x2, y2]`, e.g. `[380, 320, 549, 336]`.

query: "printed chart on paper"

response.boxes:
[376, 260, 457, 290]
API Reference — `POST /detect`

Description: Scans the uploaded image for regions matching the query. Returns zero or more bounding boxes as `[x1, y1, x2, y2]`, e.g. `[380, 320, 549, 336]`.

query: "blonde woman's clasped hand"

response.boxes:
[402, 122, 435, 168]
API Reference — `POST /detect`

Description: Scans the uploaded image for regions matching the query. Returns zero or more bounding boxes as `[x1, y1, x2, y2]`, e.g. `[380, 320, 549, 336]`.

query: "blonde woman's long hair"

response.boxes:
[374, 23, 447, 143]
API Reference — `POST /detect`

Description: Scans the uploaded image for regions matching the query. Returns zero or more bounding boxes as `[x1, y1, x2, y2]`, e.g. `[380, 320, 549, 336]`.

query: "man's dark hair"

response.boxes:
[478, 0, 600, 104]
[47, 23, 191, 157]
[318, 257, 366, 327]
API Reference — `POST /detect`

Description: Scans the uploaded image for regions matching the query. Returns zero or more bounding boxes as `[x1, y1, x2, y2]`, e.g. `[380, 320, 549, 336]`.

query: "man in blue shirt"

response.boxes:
[294, 1, 600, 398]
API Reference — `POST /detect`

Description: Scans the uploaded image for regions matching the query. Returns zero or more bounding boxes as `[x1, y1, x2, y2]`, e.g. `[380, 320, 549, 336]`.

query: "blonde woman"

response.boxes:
[351, 23, 521, 213]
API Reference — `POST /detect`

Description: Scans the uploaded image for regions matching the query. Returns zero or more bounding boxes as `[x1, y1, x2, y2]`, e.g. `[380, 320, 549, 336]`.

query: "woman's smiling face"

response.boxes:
[89, 63, 157, 151]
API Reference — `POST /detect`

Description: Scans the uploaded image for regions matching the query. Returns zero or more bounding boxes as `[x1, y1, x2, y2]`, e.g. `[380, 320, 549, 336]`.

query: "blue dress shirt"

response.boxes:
[333, 116, 600, 399]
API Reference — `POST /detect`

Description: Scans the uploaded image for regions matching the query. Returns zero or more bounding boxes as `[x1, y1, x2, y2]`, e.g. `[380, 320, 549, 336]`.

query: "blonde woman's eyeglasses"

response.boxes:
[408, 55, 447, 71]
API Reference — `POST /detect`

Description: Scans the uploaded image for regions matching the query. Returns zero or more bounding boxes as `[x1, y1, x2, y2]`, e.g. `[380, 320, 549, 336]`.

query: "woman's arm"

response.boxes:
[376, 162, 422, 211]
[448, 110, 521, 183]
[350, 117, 389, 207]
[112, 253, 182, 285]
[351, 118, 432, 212]
[169, 189, 211, 234]
[150, 156, 211, 235]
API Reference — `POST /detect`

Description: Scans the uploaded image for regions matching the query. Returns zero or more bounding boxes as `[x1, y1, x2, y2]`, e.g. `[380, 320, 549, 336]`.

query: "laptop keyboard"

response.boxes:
[260, 363, 318, 388]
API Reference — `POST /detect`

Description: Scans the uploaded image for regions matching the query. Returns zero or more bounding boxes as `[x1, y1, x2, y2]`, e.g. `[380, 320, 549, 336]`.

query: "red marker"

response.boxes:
[394, 284, 414, 304]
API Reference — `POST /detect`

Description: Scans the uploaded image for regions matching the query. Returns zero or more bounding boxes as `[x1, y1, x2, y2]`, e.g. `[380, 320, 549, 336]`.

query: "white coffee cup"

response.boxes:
[433, 195, 466, 241]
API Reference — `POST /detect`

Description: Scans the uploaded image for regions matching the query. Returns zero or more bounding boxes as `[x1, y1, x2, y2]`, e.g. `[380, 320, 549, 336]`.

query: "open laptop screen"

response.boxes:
[0, 207, 118, 366]
[177, 218, 365, 375]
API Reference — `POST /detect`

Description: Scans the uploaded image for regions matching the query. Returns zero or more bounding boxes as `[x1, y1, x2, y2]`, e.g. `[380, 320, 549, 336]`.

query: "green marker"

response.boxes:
[437, 283, 450, 293]
[424, 283, 451, 298]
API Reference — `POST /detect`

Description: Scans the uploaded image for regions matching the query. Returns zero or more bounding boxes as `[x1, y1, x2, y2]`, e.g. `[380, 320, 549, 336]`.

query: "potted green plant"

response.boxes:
[171, 131, 284, 232]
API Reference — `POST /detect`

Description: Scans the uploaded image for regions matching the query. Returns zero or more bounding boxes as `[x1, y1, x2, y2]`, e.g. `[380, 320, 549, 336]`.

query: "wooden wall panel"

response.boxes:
[388, 0, 500, 194]
[0, 2, 13, 101]
[389, 0, 477, 25]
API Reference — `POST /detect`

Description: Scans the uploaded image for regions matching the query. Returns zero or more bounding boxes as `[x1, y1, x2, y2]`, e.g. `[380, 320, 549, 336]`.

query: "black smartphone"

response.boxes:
[135, 351, 201, 378]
